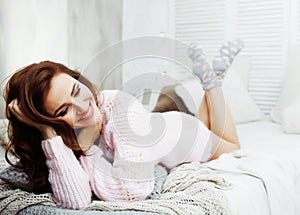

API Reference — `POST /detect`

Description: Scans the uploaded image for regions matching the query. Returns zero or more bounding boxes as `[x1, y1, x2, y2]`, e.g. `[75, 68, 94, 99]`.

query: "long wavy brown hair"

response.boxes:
[4, 61, 99, 193]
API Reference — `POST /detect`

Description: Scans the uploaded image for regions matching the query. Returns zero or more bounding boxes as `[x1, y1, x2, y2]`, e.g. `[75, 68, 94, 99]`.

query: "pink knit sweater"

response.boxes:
[41, 90, 212, 210]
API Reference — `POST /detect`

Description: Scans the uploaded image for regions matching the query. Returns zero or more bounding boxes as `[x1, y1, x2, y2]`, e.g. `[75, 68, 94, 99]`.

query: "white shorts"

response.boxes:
[155, 111, 212, 169]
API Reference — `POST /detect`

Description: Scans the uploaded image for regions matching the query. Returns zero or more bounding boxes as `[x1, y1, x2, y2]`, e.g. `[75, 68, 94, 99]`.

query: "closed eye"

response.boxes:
[53, 82, 80, 117]
[56, 106, 69, 117]
[74, 85, 81, 97]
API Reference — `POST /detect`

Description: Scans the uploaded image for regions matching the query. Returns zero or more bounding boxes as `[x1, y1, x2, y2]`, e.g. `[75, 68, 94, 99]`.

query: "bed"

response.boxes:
[213, 120, 300, 215]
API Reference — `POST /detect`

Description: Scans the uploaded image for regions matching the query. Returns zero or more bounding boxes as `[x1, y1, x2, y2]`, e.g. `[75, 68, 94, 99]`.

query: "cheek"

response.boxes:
[82, 85, 94, 98]
[60, 113, 75, 128]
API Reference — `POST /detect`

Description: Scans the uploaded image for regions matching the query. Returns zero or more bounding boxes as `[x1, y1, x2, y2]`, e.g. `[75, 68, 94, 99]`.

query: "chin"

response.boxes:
[75, 114, 102, 129]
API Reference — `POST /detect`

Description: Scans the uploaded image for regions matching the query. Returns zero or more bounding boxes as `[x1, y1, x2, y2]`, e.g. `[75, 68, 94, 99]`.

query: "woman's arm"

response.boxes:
[80, 145, 155, 201]
[41, 136, 92, 210]
[9, 99, 93, 209]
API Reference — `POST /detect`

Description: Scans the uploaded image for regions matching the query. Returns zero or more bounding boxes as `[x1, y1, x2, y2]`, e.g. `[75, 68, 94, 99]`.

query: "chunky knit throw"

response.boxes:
[0, 156, 231, 215]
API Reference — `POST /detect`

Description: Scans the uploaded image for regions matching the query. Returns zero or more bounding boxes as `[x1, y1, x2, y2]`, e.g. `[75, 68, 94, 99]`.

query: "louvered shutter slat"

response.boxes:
[297, 0, 300, 45]
[235, 0, 285, 115]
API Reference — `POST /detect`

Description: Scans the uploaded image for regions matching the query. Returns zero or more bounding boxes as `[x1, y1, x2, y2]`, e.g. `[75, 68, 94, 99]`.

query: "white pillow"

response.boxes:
[271, 46, 300, 123]
[175, 67, 264, 124]
[227, 55, 252, 87]
[282, 96, 300, 134]
[223, 70, 264, 123]
[0, 119, 9, 146]
[0, 96, 5, 119]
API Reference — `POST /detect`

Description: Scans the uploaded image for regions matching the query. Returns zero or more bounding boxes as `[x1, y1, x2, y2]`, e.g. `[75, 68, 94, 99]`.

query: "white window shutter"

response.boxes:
[297, 0, 300, 45]
[235, 0, 286, 115]
[175, 0, 226, 54]
[236, 0, 285, 79]
[174, 0, 225, 79]
[174, 0, 226, 80]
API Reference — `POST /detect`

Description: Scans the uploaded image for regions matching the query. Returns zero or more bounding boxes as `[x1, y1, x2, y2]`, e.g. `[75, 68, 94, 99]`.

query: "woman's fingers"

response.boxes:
[8, 99, 21, 118]
[8, 99, 17, 111]
[8, 99, 54, 136]
[9, 99, 22, 118]
[8, 99, 30, 124]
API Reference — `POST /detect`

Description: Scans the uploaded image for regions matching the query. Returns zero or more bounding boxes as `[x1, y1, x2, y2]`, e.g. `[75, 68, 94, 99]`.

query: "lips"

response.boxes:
[78, 101, 94, 122]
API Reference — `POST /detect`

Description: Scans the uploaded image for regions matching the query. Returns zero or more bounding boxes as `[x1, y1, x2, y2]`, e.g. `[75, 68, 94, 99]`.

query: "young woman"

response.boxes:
[4, 41, 242, 209]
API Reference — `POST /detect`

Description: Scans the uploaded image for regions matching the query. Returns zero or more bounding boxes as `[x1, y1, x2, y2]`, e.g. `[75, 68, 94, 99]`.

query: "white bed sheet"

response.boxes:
[206, 120, 300, 215]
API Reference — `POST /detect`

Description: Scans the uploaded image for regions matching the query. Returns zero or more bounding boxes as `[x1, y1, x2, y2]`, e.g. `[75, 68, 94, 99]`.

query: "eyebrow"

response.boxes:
[53, 82, 77, 117]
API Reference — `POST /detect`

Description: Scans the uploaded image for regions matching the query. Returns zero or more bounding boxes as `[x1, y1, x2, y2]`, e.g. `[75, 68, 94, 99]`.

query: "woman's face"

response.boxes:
[44, 73, 102, 130]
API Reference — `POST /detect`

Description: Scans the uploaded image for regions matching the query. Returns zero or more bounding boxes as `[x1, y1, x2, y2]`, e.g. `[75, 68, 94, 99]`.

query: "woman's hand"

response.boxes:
[8, 99, 56, 139]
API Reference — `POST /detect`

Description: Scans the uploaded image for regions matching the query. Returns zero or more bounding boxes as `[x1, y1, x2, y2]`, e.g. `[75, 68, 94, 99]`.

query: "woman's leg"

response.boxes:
[197, 88, 239, 160]
[189, 40, 243, 160]
[196, 93, 210, 128]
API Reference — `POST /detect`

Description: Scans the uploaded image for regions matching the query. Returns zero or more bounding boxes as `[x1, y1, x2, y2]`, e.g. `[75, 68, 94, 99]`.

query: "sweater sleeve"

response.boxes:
[80, 145, 155, 201]
[41, 136, 92, 210]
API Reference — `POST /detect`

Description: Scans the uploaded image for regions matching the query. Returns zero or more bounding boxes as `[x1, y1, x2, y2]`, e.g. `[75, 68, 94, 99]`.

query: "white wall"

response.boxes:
[67, 0, 123, 71]
[0, 0, 68, 78]
[121, 0, 176, 108]
[67, 0, 123, 91]
[122, 0, 174, 40]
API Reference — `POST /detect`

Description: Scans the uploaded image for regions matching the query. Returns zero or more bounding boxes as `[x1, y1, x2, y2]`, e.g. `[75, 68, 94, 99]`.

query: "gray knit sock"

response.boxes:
[188, 42, 221, 91]
[212, 40, 244, 81]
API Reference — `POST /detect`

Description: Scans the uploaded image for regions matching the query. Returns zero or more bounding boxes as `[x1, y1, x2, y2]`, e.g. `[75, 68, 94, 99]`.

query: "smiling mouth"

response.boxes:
[78, 101, 94, 122]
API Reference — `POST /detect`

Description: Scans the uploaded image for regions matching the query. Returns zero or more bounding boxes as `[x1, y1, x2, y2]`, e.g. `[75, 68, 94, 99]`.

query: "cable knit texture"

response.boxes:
[41, 136, 92, 209]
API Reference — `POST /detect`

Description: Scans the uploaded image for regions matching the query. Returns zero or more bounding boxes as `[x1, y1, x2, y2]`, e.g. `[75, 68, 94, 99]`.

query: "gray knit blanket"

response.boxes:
[0, 158, 232, 215]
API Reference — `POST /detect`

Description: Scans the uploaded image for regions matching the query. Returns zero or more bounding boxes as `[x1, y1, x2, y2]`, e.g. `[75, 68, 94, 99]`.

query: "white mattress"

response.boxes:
[237, 120, 300, 153]
[206, 120, 300, 215]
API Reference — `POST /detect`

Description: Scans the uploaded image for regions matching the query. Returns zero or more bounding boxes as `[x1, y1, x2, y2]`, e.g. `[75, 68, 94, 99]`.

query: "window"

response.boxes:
[297, 0, 300, 45]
